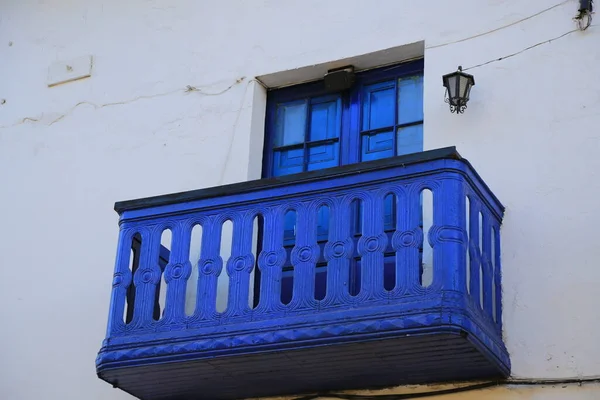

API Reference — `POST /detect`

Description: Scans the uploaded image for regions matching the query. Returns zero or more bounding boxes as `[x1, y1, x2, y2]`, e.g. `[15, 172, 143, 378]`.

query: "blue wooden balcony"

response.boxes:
[96, 147, 509, 400]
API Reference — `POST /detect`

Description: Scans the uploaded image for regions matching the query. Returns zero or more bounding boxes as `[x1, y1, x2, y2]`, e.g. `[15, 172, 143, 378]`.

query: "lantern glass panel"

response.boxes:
[459, 75, 470, 99]
[448, 75, 458, 99]
[464, 81, 473, 100]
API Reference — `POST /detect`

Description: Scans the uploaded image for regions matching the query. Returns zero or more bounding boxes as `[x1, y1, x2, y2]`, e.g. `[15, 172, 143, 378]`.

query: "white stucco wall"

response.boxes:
[1, 1, 599, 399]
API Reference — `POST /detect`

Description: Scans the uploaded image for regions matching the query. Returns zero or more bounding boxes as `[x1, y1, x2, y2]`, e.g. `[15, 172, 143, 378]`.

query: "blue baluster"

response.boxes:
[131, 227, 162, 330]
[194, 217, 223, 321]
[356, 192, 387, 300]
[433, 177, 467, 292]
[391, 187, 418, 296]
[289, 202, 319, 310]
[256, 207, 285, 314]
[323, 197, 352, 306]
[225, 212, 255, 317]
[162, 221, 192, 325]
[106, 227, 134, 335]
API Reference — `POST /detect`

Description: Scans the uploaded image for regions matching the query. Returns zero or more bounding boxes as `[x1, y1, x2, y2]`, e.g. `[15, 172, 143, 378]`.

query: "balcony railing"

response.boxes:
[97, 147, 509, 400]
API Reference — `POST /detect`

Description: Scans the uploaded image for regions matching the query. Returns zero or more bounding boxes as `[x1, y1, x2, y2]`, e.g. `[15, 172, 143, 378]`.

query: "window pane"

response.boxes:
[362, 82, 395, 131]
[361, 130, 394, 162]
[383, 194, 395, 232]
[396, 124, 423, 156]
[307, 143, 339, 171]
[316, 206, 330, 239]
[281, 267, 294, 305]
[315, 264, 327, 301]
[446, 76, 458, 101]
[309, 97, 341, 141]
[352, 256, 396, 295]
[275, 100, 307, 147]
[398, 75, 424, 124]
[460, 76, 470, 98]
[273, 148, 304, 176]
[383, 255, 396, 292]
[283, 210, 297, 245]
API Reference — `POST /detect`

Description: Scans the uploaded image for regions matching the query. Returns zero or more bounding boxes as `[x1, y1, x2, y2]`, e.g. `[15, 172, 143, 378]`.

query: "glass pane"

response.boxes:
[396, 124, 423, 156]
[459, 76, 470, 98]
[316, 205, 330, 240]
[383, 255, 395, 292]
[361, 130, 394, 162]
[309, 98, 341, 141]
[281, 267, 294, 305]
[352, 256, 396, 294]
[465, 82, 473, 100]
[350, 258, 361, 297]
[275, 100, 307, 147]
[351, 198, 363, 238]
[273, 148, 304, 177]
[283, 210, 297, 246]
[315, 264, 327, 301]
[398, 75, 424, 124]
[307, 143, 339, 171]
[362, 82, 395, 131]
[446, 76, 458, 98]
[383, 194, 395, 232]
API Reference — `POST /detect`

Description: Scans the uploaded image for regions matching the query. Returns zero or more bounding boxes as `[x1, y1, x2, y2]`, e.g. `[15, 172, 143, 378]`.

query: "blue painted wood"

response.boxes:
[481, 212, 494, 318]
[468, 196, 482, 307]
[493, 224, 503, 327]
[97, 149, 509, 399]
[100, 333, 502, 400]
[194, 217, 221, 321]
[161, 224, 190, 324]
[255, 208, 285, 314]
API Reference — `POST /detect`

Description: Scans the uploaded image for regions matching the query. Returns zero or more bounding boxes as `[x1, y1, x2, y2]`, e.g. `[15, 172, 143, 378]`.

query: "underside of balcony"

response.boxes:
[96, 147, 510, 400]
[100, 326, 505, 400]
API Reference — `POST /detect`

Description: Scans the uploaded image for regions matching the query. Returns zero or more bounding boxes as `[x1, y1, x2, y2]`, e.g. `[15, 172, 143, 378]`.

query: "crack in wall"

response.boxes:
[0, 77, 246, 130]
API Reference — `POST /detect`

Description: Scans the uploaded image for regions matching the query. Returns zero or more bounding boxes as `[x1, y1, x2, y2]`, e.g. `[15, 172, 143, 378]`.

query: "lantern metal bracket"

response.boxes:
[444, 90, 468, 114]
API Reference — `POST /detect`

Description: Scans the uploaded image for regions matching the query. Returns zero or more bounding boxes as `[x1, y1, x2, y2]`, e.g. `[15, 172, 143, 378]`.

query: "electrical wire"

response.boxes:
[291, 382, 498, 400]
[289, 376, 600, 400]
[462, 27, 582, 72]
[425, 0, 571, 50]
[428, 1, 596, 73]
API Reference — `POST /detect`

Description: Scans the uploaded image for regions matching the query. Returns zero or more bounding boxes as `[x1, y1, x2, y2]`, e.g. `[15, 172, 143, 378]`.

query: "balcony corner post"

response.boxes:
[105, 226, 134, 336]
[434, 175, 468, 294]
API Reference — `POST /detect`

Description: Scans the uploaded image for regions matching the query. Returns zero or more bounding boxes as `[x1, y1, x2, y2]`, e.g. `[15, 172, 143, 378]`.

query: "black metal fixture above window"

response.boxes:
[442, 66, 475, 114]
[324, 66, 355, 92]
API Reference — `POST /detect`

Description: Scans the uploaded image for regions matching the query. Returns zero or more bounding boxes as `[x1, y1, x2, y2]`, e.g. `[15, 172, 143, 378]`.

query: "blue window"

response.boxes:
[263, 59, 424, 178]
[261, 59, 424, 303]
[271, 95, 342, 177]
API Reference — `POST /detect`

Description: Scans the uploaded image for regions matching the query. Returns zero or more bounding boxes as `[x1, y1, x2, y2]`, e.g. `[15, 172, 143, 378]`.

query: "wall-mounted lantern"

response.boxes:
[442, 66, 475, 114]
